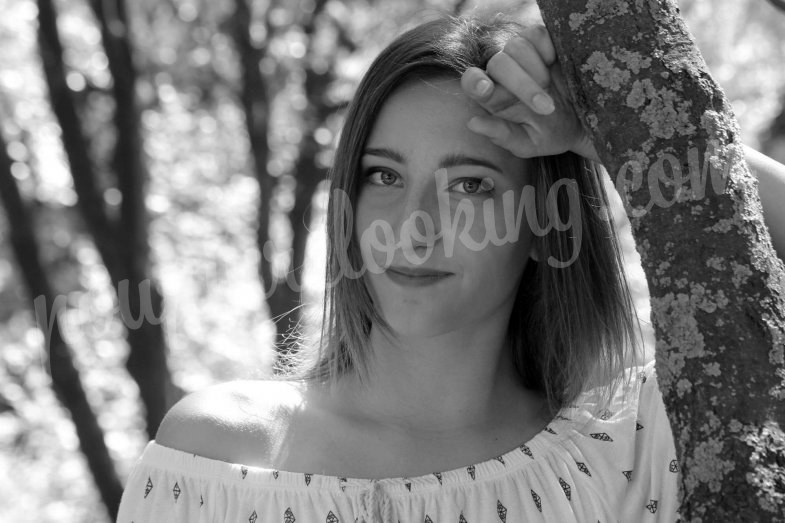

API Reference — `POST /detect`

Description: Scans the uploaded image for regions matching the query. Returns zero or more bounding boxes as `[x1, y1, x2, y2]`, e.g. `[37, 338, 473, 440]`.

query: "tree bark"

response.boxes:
[230, 0, 335, 362]
[36, 0, 122, 274]
[276, 0, 334, 368]
[768, 0, 785, 14]
[0, 133, 123, 521]
[229, 0, 301, 352]
[87, 0, 181, 441]
[539, 0, 785, 519]
[37, 0, 179, 443]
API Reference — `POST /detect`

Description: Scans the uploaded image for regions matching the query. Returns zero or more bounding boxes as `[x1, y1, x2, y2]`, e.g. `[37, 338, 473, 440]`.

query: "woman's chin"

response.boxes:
[381, 314, 452, 338]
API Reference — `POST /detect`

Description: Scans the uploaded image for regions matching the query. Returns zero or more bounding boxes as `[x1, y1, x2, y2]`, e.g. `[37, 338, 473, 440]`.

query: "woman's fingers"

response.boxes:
[467, 115, 539, 158]
[502, 36, 550, 88]
[462, 68, 522, 116]
[486, 51, 554, 115]
[461, 66, 495, 100]
[460, 24, 559, 117]
[460, 24, 588, 160]
[519, 25, 557, 67]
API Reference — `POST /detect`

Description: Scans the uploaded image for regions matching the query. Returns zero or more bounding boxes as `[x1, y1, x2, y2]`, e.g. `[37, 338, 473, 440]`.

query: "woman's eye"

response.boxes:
[365, 169, 402, 187]
[451, 177, 495, 195]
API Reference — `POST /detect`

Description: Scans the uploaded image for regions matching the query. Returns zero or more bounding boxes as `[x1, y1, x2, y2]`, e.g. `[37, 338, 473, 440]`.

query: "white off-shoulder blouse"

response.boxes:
[116, 360, 679, 522]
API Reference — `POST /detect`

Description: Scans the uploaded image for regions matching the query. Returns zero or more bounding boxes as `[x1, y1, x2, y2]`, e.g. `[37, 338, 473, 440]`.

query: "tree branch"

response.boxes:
[0, 128, 123, 521]
[36, 0, 122, 275]
[89, 0, 147, 271]
[539, 0, 785, 518]
[88, 0, 179, 440]
[768, 0, 785, 13]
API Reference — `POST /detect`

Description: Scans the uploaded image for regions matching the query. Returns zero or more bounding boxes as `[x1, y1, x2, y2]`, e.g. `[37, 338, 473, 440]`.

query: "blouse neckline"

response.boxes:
[143, 400, 593, 495]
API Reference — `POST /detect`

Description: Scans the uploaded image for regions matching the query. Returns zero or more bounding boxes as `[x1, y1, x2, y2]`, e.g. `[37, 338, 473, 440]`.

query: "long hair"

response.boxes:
[279, 14, 643, 414]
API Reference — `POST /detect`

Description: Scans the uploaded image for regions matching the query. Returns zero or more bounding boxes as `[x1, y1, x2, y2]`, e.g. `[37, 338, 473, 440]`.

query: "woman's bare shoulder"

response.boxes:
[154, 379, 308, 467]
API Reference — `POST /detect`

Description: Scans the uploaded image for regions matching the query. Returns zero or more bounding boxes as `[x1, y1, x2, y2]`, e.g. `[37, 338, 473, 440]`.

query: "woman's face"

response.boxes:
[354, 77, 535, 336]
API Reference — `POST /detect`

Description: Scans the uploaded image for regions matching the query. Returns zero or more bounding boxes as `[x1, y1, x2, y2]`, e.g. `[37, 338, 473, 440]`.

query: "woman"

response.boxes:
[116, 11, 785, 523]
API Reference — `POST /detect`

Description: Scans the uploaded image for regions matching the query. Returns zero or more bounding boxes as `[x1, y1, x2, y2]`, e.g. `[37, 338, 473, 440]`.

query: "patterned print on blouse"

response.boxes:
[531, 489, 542, 512]
[559, 477, 571, 500]
[144, 476, 152, 498]
[496, 499, 507, 522]
[117, 362, 679, 523]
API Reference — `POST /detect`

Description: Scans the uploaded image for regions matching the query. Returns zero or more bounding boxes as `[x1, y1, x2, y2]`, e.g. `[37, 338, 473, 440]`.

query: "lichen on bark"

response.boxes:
[539, 0, 785, 518]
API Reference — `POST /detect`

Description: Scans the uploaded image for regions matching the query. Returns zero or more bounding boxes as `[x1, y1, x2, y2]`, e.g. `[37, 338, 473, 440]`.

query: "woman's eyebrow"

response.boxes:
[438, 152, 503, 174]
[363, 147, 404, 163]
[362, 148, 503, 174]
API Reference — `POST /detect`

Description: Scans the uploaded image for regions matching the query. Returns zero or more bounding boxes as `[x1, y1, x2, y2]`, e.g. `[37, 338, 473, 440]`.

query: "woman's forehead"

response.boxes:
[367, 79, 511, 160]
[369, 79, 492, 148]
[380, 77, 482, 119]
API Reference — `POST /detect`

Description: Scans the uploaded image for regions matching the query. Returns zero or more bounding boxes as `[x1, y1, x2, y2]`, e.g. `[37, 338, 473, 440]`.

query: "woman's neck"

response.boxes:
[329, 317, 546, 438]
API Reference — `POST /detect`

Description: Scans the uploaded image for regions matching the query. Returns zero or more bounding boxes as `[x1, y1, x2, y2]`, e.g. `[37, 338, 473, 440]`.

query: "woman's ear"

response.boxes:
[529, 244, 541, 263]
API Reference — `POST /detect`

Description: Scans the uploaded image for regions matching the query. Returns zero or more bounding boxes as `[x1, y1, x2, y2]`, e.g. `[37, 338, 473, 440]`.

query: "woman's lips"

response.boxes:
[384, 266, 453, 286]
[388, 265, 452, 276]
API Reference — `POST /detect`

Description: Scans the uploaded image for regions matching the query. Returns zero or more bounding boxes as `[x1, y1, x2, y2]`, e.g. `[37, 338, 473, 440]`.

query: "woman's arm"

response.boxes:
[459, 26, 785, 266]
[576, 142, 784, 260]
[744, 145, 785, 260]
[461, 13, 785, 519]
[562, 139, 784, 261]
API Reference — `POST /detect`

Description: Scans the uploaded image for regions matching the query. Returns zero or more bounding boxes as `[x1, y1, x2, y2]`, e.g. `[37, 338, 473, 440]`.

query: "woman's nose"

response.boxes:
[397, 180, 442, 255]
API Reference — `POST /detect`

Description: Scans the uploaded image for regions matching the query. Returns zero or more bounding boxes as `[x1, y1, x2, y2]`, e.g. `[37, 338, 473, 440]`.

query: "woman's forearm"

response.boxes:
[744, 144, 785, 260]
[592, 143, 785, 261]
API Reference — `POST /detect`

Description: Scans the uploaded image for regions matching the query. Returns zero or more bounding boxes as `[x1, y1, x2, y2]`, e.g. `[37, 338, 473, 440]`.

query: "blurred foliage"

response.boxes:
[0, 0, 783, 521]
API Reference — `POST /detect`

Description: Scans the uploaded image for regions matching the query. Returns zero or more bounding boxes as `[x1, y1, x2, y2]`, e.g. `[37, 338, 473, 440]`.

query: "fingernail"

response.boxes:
[475, 78, 492, 96]
[532, 93, 555, 114]
[467, 117, 485, 133]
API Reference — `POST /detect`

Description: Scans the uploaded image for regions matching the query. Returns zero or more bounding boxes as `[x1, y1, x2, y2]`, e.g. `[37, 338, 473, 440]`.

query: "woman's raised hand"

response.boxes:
[460, 24, 600, 163]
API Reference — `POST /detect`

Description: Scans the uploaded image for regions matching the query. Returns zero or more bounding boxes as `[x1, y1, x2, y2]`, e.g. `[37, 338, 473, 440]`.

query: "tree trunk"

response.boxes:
[0, 133, 123, 521]
[275, 0, 333, 369]
[36, 0, 122, 275]
[229, 0, 301, 353]
[87, 0, 181, 440]
[539, 0, 785, 519]
[230, 0, 336, 362]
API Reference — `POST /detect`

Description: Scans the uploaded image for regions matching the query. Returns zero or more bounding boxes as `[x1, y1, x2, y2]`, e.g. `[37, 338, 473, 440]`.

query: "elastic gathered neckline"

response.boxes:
[141, 401, 595, 496]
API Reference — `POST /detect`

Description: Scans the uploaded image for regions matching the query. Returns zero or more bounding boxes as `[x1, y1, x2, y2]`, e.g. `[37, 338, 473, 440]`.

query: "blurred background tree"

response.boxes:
[0, 0, 782, 521]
